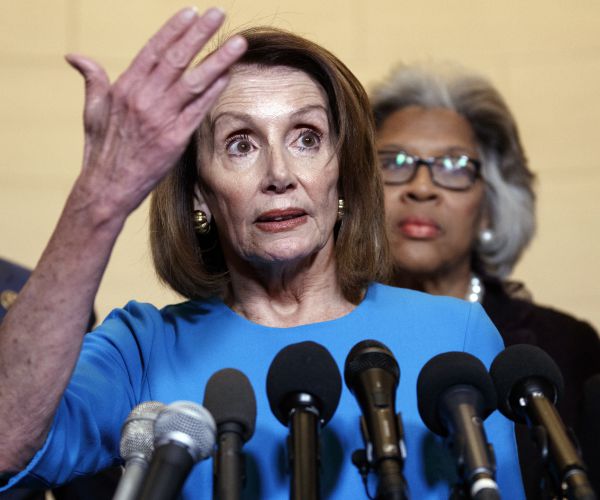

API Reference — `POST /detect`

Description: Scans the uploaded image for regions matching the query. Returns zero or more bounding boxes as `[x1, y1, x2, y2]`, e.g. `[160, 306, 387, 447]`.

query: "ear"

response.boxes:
[478, 196, 491, 232]
[193, 184, 212, 220]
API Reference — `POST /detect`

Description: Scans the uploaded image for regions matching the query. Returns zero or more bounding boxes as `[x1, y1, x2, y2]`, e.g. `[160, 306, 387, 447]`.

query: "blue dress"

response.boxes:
[5, 283, 524, 498]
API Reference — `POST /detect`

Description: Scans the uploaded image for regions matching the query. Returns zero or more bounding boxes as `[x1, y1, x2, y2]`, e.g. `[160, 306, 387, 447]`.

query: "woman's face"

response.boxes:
[377, 106, 487, 278]
[197, 65, 339, 269]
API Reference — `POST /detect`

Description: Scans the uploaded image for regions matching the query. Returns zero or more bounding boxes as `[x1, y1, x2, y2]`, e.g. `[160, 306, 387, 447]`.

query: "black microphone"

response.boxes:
[136, 400, 216, 500]
[343, 340, 408, 500]
[417, 352, 499, 500]
[203, 368, 257, 500]
[490, 345, 596, 500]
[266, 341, 342, 500]
[113, 401, 165, 500]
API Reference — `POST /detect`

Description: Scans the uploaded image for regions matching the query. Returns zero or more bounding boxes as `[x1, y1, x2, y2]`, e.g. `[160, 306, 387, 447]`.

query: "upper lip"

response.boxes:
[256, 208, 307, 222]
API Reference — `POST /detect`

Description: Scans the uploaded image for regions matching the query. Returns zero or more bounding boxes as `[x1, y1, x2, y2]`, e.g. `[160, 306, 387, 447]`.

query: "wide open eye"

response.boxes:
[295, 129, 323, 150]
[225, 134, 256, 157]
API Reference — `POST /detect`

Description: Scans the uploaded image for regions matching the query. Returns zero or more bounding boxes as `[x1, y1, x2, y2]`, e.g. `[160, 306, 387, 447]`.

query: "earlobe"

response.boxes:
[478, 199, 491, 232]
[477, 204, 494, 245]
[193, 185, 212, 220]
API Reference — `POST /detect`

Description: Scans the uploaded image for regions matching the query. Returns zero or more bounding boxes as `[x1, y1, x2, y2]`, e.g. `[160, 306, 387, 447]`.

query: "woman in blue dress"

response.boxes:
[0, 8, 523, 498]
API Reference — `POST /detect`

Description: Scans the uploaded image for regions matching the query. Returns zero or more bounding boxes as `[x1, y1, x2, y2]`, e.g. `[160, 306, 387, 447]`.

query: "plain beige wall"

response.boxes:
[1, 1, 599, 330]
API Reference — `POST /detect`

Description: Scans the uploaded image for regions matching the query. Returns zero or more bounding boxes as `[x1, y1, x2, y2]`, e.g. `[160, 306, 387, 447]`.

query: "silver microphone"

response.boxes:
[113, 401, 165, 500]
[137, 400, 216, 500]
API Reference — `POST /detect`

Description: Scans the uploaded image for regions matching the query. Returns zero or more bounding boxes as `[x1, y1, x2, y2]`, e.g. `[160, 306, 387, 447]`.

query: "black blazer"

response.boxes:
[482, 277, 600, 498]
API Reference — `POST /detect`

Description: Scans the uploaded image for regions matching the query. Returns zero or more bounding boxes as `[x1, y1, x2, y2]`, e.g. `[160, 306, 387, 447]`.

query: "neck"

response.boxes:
[224, 245, 355, 328]
[392, 264, 473, 300]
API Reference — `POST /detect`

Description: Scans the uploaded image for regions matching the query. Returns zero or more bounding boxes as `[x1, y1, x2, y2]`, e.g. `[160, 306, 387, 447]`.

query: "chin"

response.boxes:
[391, 249, 443, 276]
[255, 241, 319, 264]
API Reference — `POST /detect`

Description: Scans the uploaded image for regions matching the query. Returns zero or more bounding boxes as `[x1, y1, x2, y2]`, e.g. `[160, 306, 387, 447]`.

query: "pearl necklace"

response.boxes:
[465, 274, 485, 303]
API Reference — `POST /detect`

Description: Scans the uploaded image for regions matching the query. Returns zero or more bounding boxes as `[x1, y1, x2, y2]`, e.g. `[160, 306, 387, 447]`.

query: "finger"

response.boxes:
[175, 72, 231, 139]
[65, 54, 111, 136]
[145, 8, 226, 91]
[123, 6, 200, 82]
[171, 35, 247, 108]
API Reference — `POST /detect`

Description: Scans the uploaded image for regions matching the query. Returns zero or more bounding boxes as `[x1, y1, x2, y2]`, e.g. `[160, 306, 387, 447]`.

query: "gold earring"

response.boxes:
[193, 210, 210, 235]
[337, 198, 345, 221]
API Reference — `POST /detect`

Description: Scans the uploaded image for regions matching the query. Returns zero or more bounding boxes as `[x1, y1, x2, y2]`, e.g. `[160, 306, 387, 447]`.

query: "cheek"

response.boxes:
[448, 194, 485, 237]
[311, 160, 339, 200]
[204, 180, 251, 230]
[383, 188, 401, 221]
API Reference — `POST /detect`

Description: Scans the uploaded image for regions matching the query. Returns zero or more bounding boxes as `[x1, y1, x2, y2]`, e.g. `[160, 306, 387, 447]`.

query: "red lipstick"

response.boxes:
[397, 216, 440, 239]
[255, 209, 307, 233]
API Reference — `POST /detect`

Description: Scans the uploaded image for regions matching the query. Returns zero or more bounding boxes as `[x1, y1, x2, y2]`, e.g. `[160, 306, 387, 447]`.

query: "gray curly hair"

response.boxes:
[370, 62, 536, 278]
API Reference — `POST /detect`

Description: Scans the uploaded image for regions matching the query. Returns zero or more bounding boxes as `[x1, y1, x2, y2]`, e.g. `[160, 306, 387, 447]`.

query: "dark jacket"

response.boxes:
[482, 277, 600, 498]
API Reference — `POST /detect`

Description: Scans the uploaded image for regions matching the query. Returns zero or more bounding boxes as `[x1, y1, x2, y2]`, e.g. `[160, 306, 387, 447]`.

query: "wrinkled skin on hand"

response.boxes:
[66, 7, 247, 219]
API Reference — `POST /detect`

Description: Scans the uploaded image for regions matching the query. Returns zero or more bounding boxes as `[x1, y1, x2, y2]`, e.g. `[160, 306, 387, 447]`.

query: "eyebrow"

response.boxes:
[211, 104, 330, 129]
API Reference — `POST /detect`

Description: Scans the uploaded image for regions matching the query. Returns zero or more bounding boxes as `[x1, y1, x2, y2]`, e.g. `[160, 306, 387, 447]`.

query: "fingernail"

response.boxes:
[180, 6, 198, 21]
[204, 7, 225, 25]
[226, 35, 246, 53]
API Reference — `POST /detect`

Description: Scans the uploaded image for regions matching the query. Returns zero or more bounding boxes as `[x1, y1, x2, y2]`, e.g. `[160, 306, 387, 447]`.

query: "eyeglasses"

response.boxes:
[378, 149, 482, 191]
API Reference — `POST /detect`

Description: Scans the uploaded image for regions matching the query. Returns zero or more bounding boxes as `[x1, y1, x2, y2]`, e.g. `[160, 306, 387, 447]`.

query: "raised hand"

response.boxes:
[65, 7, 247, 219]
[0, 9, 247, 471]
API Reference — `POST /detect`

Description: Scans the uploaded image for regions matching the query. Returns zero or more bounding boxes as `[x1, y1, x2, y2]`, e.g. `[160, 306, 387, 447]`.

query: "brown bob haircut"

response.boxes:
[150, 27, 390, 304]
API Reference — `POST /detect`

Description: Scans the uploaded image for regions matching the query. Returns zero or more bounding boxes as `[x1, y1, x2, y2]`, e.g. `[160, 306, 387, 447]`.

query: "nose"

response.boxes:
[401, 163, 438, 202]
[262, 146, 296, 194]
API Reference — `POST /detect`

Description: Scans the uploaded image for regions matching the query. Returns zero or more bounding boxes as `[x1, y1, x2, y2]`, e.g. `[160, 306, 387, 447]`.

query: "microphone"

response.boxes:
[136, 400, 216, 500]
[490, 345, 596, 500]
[343, 340, 408, 500]
[203, 368, 257, 500]
[113, 401, 165, 500]
[266, 341, 342, 500]
[417, 352, 499, 500]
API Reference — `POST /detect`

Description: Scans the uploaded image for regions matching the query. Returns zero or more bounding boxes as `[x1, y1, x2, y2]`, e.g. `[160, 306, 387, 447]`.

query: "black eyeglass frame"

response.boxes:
[377, 150, 482, 191]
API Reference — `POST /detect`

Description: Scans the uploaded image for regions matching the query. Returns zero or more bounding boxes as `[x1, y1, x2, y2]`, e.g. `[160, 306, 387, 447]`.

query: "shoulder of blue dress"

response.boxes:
[101, 296, 222, 319]
[368, 282, 475, 308]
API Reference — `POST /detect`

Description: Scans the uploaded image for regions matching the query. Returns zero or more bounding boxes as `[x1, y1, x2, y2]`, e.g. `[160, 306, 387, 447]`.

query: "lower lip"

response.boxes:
[256, 215, 308, 233]
[399, 222, 440, 239]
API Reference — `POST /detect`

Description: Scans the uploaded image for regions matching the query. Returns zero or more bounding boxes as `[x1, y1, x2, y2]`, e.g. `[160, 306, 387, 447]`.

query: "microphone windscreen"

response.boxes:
[120, 401, 165, 462]
[490, 344, 564, 421]
[343, 339, 399, 392]
[203, 368, 257, 442]
[154, 401, 216, 462]
[266, 341, 341, 426]
[417, 351, 497, 436]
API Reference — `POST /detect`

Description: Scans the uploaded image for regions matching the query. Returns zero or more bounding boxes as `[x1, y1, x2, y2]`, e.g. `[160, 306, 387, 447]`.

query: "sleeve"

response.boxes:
[0, 301, 161, 491]
[463, 302, 526, 499]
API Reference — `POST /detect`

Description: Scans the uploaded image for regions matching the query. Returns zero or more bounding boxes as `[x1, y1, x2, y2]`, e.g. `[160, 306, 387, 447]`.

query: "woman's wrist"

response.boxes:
[65, 174, 130, 237]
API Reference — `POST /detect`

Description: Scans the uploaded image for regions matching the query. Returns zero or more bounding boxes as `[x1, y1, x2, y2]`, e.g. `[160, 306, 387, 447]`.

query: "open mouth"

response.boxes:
[256, 209, 306, 223]
[255, 209, 307, 232]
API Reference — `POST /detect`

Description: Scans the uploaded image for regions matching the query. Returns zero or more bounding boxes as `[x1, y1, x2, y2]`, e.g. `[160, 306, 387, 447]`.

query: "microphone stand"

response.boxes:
[351, 413, 408, 500]
[286, 394, 320, 500]
[524, 391, 596, 500]
[376, 457, 409, 500]
[136, 443, 195, 500]
[441, 388, 499, 500]
[213, 423, 245, 500]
